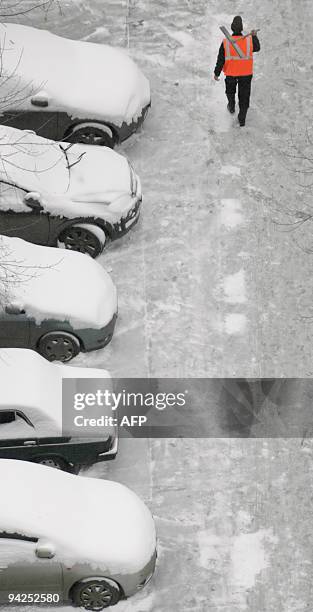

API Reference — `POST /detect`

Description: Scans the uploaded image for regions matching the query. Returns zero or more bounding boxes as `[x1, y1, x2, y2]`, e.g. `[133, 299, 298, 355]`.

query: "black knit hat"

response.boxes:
[231, 15, 243, 33]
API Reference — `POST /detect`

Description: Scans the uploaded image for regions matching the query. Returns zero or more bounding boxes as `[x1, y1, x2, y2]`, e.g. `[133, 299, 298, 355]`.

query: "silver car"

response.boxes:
[0, 460, 157, 609]
[0, 236, 118, 362]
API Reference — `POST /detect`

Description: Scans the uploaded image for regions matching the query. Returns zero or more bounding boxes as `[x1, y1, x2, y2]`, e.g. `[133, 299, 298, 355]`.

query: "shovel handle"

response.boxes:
[237, 29, 260, 40]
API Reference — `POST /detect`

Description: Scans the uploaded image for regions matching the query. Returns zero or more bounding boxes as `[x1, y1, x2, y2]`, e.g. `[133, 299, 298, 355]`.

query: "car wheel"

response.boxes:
[66, 123, 115, 148]
[58, 224, 106, 258]
[37, 331, 80, 362]
[71, 579, 121, 610]
[34, 456, 72, 472]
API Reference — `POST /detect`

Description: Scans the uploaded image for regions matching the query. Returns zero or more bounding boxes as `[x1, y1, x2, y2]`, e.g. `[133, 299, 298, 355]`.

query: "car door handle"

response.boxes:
[23, 440, 37, 446]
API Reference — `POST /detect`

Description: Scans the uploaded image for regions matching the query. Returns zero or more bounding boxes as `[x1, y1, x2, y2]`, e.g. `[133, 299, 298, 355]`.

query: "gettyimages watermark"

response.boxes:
[62, 378, 313, 438]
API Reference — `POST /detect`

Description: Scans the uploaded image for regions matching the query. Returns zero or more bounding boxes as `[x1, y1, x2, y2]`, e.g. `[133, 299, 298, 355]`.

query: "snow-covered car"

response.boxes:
[0, 236, 117, 362]
[0, 23, 151, 148]
[0, 126, 142, 257]
[0, 348, 118, 472]
[0, 460, 157, 609]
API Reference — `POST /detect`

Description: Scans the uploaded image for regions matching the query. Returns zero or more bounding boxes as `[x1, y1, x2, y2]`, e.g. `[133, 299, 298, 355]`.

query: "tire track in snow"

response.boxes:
[217, 196, 249, 338]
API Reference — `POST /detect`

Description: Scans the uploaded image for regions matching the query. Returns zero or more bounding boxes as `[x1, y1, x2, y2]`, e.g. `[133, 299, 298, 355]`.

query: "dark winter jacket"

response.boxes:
[214, 34, 260, 77]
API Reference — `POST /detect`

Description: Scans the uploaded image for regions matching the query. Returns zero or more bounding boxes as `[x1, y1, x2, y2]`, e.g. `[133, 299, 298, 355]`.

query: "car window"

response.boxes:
[0, 411, 34, 439]
[0, 532, 38, 543]
[0, 537, 37, 569]
[0, 411, 15, 424]
[0, 182, 26, 209]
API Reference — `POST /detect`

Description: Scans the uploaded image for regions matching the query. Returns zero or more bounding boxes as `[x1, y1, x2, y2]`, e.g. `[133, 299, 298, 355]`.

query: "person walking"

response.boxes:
[214, 16, 260, 126]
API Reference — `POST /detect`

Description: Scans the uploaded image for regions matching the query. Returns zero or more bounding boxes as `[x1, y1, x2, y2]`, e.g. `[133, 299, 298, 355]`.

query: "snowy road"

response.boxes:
[5, 0, 313, 611]
[16, 0, 313, 378]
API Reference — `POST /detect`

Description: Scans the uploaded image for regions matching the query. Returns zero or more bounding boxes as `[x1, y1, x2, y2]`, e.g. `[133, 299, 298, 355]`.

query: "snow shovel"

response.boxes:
[236, 29, 260, 41]
[219, 26, 260, 58]
[219, 26, 245, 58]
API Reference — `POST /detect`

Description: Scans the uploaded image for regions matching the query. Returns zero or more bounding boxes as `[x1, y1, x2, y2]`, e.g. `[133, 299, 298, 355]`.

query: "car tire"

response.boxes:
[66, 123, 116, 148]
[33, 456, 73, 472]
[58, 223, 106, 258]
[72, 463, 82, 475]
[71, 578, 121, 610]
[37, 331, 80, 362]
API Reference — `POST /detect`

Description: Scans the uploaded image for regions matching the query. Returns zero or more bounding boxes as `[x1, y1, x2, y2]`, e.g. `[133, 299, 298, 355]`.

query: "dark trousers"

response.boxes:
[225, 75, 253, 123]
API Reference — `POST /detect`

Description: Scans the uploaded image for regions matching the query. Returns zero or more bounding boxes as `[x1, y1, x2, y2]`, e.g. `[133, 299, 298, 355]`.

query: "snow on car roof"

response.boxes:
[0, 460, 156, 574]
[0, 126, 135, 222]
[0, 23, 150, 125]
[0, 348, 111, 436]
[0, 236, 117, 329]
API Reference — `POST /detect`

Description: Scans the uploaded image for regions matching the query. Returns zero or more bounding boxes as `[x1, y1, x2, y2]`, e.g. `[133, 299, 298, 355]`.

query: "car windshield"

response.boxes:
[0, 132, 71, 195]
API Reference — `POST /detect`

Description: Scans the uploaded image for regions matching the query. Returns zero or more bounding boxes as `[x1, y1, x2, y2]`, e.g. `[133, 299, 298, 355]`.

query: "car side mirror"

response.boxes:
[35, 540, 56, 559]
[30, 92, 49, 108]
[5, 303, 25, 315]
[23, 192, 44, 211]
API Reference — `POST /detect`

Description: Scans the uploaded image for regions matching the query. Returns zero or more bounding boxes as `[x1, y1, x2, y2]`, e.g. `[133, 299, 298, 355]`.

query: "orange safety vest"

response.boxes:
[223, 35, 253, 76]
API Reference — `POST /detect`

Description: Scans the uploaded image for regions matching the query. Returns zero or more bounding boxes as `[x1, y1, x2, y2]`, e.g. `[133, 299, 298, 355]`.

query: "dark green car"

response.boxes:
[0, 23, 151, 148]
[0, 236, 118, 362]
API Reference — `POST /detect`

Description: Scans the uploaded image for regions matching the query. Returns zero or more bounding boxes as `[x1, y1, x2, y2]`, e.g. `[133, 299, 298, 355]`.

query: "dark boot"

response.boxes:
[227, 94, 235, 114]
[238, 108, 247, 126]
[237, 75, 252, 127]
[238, 102, 248, 126]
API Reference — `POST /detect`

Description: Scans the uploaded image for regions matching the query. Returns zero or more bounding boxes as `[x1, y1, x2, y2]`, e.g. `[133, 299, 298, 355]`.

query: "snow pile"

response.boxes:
[223, 270, 246, 304]
[0, 236, 117, 328]
[224, 313, 247, 335]
[0, 460, 156, 574]
[220, 199, 244, 229]
[230, 531, 268, 590]
[0, 126, 140, 222]
[0, 348, 111, 438]
[0, 23, 150, 125]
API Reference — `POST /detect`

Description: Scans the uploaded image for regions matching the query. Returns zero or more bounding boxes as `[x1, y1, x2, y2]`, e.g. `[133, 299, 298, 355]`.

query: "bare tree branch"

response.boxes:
[0, 0, 58, 18]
